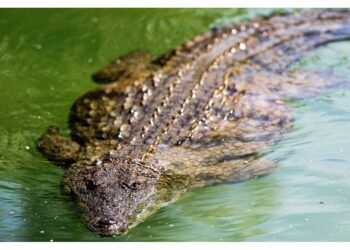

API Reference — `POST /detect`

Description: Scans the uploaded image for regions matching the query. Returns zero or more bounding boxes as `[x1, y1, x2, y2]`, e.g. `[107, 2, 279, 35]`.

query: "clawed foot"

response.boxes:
[37, 126, 81, 164]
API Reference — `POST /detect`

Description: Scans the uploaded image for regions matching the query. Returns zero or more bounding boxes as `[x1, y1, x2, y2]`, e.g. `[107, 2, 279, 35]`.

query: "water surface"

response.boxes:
[1, 8, 350, 241]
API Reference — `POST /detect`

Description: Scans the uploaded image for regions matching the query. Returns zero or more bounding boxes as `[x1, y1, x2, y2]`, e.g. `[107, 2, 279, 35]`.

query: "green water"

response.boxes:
[1, 8, 350, 242]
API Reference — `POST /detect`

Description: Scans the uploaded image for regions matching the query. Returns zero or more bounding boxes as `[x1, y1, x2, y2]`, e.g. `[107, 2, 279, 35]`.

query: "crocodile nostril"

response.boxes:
[93, 218, 115, 229]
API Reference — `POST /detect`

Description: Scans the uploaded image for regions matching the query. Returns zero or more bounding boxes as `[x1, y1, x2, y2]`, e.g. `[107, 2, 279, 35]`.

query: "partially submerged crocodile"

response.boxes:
[38, 10, 350, 235]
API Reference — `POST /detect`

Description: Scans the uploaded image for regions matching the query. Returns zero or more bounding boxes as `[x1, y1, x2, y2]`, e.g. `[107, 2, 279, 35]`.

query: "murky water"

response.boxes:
[1, 8, 350, 242]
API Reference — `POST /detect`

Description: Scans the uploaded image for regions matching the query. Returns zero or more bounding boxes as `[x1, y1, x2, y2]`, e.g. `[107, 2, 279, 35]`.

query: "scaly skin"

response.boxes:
[38, 10, 350, 235]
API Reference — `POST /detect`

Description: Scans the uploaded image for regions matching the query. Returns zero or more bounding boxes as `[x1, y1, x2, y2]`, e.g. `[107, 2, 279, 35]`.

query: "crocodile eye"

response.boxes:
[130, 181, 140, 190]
[120, 181, 140, 191]
[86, 180, 97, 191]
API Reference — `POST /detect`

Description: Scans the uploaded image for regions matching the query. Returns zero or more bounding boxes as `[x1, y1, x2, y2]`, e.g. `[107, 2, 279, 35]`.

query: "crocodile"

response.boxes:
[38, 10, 350, 236]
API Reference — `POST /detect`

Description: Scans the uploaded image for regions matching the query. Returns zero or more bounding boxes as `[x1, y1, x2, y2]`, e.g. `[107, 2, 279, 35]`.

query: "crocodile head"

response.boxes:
[63, 155, 160, 235]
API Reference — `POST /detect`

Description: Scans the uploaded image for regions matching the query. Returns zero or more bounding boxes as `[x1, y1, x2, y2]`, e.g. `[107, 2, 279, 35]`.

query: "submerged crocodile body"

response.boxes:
[38, 10, 350, 235]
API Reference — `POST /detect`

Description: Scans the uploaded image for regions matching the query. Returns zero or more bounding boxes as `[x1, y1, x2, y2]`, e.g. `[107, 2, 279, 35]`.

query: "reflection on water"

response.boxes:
[127, 176, 281, 242]
[1, 9, 350, 241]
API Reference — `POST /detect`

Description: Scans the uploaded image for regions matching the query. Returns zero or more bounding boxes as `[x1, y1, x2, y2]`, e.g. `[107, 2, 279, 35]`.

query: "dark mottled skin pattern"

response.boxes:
[38, 10, 350, 235]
